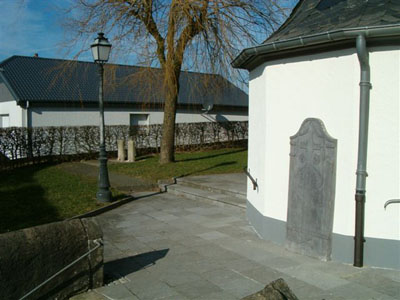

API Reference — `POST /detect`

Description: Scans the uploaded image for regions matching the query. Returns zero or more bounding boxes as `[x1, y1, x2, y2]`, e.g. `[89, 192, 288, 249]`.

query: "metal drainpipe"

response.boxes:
[26, 101, 30, 127]
[354, 34, 372, 268]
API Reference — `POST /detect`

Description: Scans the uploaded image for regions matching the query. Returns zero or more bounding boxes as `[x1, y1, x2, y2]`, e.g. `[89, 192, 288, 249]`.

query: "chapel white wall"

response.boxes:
[247, 47, 399, 241]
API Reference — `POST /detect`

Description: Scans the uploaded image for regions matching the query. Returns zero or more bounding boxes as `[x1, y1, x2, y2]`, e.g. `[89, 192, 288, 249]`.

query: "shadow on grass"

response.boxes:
[104, 249, 169, 282]
[0, 164, 59, 233]
[112, 194, 130, 202]
[176, 161, 236, 179]
[175, 148, 246, 163]
[135, 155, 155, 162]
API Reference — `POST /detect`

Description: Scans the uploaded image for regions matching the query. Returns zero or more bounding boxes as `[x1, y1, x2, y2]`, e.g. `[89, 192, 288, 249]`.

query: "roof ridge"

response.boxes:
[263, 0, 305, 44]
[0, 55, 19, 67]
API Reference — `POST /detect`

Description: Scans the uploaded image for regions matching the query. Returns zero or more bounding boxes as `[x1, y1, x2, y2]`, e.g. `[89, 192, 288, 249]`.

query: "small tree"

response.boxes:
[64, 0, 286, 163]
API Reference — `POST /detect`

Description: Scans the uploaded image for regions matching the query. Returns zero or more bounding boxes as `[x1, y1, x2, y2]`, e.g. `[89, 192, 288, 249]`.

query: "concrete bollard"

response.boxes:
[128, 139, 136, 162]
[117, 139, 125, 162]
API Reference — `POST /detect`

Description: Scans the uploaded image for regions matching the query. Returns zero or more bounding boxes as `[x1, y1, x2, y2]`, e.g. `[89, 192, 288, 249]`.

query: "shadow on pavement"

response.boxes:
[104, 249, 169, 282]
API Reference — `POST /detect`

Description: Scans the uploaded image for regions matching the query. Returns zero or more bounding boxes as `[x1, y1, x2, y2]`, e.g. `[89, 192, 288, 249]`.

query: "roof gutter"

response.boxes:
[232, 24, 400, 70]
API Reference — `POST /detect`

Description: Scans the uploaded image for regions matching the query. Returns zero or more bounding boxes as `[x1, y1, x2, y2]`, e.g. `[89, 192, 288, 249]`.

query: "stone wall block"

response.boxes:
[0, 218, 103, 300]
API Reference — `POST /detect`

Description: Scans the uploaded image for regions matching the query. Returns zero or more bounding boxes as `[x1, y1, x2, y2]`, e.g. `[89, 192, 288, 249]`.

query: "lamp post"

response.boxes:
[91, 32, 112, 203]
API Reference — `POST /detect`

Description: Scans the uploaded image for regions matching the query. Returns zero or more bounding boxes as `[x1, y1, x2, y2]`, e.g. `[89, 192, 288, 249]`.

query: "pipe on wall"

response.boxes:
[354, 34, 372, 268]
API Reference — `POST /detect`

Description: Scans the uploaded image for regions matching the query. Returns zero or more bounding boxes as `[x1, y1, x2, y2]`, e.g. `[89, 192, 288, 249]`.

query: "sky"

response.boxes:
[0, 0, 93, 62]
[0, 0, 298, 64]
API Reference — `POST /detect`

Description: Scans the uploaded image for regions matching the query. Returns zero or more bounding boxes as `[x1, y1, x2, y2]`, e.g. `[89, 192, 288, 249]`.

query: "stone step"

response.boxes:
[166, 183, 246, 209]
[176, 176, 247, 200]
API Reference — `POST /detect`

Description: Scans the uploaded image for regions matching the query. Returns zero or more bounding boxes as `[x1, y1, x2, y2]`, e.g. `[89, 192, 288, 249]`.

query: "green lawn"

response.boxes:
[0, 147, 247, 233]
[109, 147, 248, 183]
[0, 164, 121, 233]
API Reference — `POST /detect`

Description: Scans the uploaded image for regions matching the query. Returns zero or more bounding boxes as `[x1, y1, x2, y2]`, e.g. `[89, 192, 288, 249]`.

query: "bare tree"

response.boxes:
[63, 0, 286, 164]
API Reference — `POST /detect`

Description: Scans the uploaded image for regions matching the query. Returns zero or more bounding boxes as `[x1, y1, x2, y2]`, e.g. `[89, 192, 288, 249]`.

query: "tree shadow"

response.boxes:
[104, 249, 169, 283]
[0, 163, 58, 233]
[111, 194, 130, 202]
[176, 148, 246, 163]
[135, 155, 154, 161]
[176, 161, 236, 178]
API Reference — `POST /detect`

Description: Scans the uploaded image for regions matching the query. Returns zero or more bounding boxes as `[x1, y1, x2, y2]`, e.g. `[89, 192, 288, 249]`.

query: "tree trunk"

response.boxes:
[160, 66, 180, 164]
[160, 90, 178, 164]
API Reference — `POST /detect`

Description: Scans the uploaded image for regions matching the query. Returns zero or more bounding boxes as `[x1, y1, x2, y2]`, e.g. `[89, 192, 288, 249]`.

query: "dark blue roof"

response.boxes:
[0, 56, 247, 107]
[265, 0, 400, 43]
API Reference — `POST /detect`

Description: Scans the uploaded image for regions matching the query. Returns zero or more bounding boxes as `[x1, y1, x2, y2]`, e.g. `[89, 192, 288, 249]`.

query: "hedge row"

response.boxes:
[0, 121, 248, 169]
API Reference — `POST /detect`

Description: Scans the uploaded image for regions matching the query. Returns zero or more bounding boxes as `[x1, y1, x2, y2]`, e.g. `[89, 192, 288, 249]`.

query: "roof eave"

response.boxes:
[232, 24, 400, 70]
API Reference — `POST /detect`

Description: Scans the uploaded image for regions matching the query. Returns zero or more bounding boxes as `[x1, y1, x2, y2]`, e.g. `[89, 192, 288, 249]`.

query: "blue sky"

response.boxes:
[0, 0, 298, 64]
[0, 0, 93, 62]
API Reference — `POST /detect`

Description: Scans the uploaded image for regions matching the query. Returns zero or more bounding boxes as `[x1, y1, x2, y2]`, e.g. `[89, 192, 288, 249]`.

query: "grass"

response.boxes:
[0, 164, 123, 233]
[0, 147, 247, 233]
[109, 147, 248, 183]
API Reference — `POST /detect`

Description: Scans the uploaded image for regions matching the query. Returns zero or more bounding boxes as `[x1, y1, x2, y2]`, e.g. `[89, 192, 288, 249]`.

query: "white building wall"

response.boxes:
[366, 47, 400, 239]
[29, 107, 247, 127]
[247, 66, 268, 214]
[248, 47, 399, 242]
[0, 80, 25, 127]
[0, 100, 24, 127]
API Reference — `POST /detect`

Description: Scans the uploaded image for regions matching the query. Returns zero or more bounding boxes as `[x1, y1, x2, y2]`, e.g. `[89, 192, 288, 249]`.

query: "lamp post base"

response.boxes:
[96, 190, 112, 203]
[97, 145, 112, 203]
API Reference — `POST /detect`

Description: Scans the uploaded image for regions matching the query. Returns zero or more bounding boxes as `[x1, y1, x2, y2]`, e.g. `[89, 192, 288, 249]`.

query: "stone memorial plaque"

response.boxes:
[286, 118, 337, 260]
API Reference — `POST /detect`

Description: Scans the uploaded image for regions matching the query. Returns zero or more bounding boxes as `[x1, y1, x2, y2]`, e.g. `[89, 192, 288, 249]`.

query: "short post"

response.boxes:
[117, 139, 125, 162]
[128, 139, 136, 162]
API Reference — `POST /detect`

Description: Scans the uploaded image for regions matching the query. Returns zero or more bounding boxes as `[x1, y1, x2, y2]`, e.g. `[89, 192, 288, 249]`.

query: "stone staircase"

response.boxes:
[162, 173, 247, 209]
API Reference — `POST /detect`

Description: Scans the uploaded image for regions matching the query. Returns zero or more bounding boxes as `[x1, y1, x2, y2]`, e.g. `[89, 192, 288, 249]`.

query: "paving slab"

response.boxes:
[167, 184, 246, 208]
[177, 173, 247, 199]
[71, 176, 399, 300]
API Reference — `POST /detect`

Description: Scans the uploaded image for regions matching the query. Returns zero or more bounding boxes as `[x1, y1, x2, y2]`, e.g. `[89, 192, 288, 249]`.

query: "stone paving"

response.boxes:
[166, 174, 247, 208]
[71, 186, 400, 300]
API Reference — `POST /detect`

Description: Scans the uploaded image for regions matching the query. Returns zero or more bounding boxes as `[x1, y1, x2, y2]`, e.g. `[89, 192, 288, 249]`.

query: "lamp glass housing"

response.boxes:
[91, 33, 111, 63]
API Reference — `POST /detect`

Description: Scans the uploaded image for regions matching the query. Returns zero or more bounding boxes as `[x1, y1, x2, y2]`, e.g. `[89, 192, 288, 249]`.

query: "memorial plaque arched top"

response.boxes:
[286, 118, 338, 260]
[290, 118, 337, 147]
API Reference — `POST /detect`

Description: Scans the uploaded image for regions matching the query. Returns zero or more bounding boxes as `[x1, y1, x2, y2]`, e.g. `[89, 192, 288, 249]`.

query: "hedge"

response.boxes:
[0, 121, 247, 169]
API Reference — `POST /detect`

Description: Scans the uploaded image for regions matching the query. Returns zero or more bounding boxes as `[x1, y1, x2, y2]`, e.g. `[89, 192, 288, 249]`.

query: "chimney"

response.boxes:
[34, 53, 39, 57]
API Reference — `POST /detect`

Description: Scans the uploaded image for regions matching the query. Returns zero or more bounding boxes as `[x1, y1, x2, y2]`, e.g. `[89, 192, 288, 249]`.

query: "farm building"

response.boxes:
[0, 55, 248, 128]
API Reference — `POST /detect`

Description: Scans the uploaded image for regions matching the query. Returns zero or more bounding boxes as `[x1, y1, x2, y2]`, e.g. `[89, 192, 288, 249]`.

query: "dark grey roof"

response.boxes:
[266, 0, 400, 43]
[232, 0, 400, 70]
[0, 56, 247, 108]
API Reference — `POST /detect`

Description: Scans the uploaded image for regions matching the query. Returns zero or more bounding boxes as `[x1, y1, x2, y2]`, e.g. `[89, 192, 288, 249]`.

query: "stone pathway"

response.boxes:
[70, 180, 400, 300]
[165, 173, 246, 208]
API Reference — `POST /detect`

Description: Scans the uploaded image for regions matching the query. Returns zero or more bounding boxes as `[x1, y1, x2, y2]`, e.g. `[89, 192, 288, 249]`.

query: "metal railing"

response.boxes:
[243, 167, 258, 190]
[19, 239, 103, 300]
[384, 199, 400, 209]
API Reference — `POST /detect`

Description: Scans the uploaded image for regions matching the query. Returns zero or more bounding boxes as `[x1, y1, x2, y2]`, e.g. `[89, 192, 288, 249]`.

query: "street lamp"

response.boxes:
[91, 32, 112, 202]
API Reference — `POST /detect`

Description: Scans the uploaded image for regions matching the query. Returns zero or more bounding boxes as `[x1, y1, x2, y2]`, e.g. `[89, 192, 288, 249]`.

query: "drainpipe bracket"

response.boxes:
[355, 170, 368, 177]
[359, 81, 372, 89]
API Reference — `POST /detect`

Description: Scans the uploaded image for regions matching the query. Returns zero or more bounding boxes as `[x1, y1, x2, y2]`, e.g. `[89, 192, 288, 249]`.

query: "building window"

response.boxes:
[130, 114, 149, 126]
[0, 114, 10, 128]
